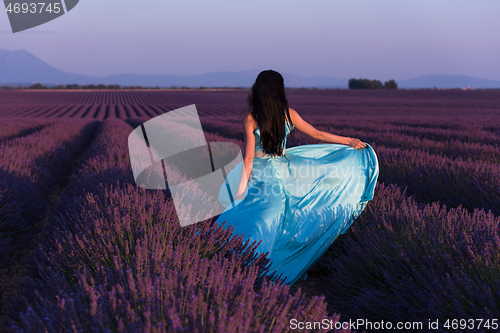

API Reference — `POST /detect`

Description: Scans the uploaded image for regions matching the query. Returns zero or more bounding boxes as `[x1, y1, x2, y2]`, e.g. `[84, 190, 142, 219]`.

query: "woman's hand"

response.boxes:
[347, 138, 367, 149]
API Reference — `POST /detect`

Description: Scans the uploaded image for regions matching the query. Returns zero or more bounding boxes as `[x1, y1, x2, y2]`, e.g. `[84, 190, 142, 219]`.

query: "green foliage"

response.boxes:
[384, 79, 398, 89]
[349, 78, 398, 90]
[28, 83, 47, 89]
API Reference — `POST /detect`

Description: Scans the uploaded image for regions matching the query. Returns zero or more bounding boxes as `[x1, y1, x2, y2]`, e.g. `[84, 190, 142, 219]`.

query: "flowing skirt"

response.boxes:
[216, 143, 379, 285]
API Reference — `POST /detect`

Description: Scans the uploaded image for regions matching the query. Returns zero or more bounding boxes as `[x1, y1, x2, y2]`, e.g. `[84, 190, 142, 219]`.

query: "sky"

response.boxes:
[1, 0, 499, 81]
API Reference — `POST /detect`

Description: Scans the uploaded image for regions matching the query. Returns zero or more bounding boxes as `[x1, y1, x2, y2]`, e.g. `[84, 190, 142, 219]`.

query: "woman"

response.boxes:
[216, 70, 379, 285]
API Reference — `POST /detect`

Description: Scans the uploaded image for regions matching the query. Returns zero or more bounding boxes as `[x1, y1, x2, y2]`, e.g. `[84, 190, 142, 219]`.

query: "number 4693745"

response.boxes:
[6, 3, 62, 14]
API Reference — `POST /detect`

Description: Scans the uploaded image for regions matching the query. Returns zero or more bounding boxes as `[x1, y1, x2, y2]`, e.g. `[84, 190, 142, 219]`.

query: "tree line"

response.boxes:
[349, 78, 398, 89]
[0, 81, 399, 90]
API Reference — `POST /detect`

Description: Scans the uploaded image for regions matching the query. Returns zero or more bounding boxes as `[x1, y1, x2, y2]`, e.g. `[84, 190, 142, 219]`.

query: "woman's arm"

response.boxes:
[234, 113, 256, 199]
[288, 108, 367, 149]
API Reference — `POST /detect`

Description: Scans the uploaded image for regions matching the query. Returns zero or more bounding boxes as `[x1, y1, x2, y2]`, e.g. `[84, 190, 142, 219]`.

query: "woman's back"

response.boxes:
[253, 115, 294, 154]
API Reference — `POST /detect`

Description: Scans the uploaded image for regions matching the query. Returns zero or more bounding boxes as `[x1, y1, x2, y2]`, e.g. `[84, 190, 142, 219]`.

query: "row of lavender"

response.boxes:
[199, 116, 500, 216]
[0, 119, 99, 271]
[0, 104, 243, 120]
[1, 90, 499, 113]
[0, 118, 54, 144]
[201, 116, 500, 162]
[9, 118, 346, 332]
[0, 90, 250, 108]
[318, 183, 500, 329]
[308, 118, 500, 216]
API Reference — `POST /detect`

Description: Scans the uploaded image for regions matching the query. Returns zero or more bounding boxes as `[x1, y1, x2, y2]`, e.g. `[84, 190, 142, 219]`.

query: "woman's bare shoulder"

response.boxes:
[288, 108, 301, 121]
[242, 112, 257, 130]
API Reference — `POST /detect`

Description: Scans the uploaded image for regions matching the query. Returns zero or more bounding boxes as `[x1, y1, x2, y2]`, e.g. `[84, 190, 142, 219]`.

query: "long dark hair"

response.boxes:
[247, 70, 292, 156]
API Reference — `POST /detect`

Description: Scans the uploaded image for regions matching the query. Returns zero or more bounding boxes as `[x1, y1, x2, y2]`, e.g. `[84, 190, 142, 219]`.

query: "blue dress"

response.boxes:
[216, 119, 379, 285]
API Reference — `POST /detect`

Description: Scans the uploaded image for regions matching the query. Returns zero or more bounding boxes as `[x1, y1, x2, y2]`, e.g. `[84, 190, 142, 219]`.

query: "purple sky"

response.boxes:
[1, 0, 499, 81]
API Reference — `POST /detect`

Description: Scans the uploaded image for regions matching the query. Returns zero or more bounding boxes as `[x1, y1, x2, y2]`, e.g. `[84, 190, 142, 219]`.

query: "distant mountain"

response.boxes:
[0, 49, 349, 88]
[398, 74, 500, 89]
[1, 49, 499, 89]
[0, 49, 96, 85]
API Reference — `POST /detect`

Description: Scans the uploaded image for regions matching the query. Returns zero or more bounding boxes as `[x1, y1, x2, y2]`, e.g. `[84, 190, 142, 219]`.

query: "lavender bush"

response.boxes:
[0, 170, 46, 269]
[391, 123, 500, 147]
[323, 127, 500, 165]
[295, 118, 500, 164]
[0, 119, 99, 198]
[318, 183, 500, 331]
[280, 121, 500, 214]
[58, 118, 137, 200]
[0, 119, 98, 269]
[374, 145, 500, 215]
[201, 119, 245, 142]
[0, 118, 54, 144]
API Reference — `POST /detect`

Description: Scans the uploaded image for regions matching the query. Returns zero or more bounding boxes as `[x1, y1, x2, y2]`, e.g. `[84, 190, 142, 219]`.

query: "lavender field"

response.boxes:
[1, 89, 500, 332]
